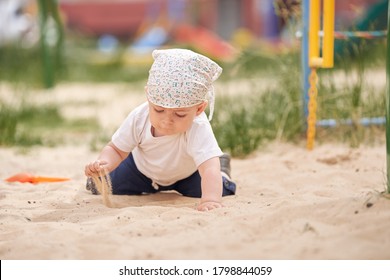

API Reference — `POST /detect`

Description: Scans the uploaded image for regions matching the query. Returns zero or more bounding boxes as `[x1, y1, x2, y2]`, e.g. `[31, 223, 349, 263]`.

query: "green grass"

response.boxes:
[211, 40, 386, 156]
[0, 36, 386, 156]
[212, 52, 304, 157]
[0, 101, 100, 147]
[0, 46, 44, 87]
[0, 40, 150, 87]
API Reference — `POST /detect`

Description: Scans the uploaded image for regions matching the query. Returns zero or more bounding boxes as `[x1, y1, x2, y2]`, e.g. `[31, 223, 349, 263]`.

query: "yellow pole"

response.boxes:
[322, 0, 335, 68]
[307, 68, 318, 150]
[307, 0, 335, 150]
[309, 0, 321, 67]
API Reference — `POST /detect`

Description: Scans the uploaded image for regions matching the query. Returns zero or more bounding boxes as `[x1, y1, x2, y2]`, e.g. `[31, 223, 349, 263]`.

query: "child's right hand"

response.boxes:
[84, 160, 109, 177]
[197, 200, 224, 211]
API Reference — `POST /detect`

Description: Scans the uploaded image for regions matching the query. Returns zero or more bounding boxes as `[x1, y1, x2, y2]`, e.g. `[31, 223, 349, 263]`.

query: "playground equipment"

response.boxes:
[308, 0, 334, 69]
[334, 0, 388, 57]
[305, 0, 335, 150]
[303, 0, 389, 192]
[302, 0, 388, 150]
[172, 24, 236, 61]
[128, 1, 172, 54]
[128, 0, 235, 61]
[37, 0, 64, 88]
[387, 1, 390, 193]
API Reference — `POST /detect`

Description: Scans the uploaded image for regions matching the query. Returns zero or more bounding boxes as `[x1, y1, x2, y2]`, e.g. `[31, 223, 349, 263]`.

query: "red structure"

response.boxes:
[58, 0, 386, 47]
[59, 1, 148, 38]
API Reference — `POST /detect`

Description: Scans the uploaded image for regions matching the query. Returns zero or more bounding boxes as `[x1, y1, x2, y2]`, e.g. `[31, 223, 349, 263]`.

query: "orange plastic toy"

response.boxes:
[5, 173, 70, 184]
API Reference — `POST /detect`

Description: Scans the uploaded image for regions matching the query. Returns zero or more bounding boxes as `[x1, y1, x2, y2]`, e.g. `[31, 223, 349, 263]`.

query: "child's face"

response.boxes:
[148, 101, 207, 136]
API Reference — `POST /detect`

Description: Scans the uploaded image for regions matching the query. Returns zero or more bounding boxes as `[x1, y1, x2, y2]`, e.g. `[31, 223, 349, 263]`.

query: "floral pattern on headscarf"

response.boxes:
[146, 49, 222, 120]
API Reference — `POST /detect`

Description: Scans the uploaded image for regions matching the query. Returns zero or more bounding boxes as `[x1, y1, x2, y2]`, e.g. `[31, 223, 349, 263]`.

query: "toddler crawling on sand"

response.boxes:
[84, 48, 236, 211]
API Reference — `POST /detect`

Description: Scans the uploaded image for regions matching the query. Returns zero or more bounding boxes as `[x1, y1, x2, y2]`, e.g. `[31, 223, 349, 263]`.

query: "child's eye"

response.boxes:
[175, 113, 187, 118]
[154, 108, 164, 113]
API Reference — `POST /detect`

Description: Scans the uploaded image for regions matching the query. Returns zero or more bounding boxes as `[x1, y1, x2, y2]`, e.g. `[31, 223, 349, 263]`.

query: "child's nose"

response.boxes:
[162, 114, 174, 124]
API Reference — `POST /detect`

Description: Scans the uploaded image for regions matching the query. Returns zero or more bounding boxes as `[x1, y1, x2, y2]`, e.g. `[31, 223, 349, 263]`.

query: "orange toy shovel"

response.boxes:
[5, 173, 70, 184]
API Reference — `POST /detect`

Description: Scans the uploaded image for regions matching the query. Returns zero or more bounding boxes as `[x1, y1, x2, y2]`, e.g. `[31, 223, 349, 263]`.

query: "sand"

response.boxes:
[1, 141, 389, 260]
[1, 80, 390, 260]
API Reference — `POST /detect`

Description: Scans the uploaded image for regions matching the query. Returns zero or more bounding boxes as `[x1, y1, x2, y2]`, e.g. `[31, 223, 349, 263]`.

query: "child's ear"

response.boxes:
[196, 101, 208, 116]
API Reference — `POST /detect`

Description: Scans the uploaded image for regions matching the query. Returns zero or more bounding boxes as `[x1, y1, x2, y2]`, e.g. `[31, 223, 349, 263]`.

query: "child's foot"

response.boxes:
[220, 153, 236, 196]
[219, 153, 232, 178]
[86, 177, 100, 195]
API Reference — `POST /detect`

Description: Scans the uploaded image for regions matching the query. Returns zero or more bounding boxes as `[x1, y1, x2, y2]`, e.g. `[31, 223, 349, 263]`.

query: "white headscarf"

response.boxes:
[146, 49, 222, 120]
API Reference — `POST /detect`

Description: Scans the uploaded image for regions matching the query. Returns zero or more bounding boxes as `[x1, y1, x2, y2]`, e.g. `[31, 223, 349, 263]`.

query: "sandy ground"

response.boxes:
[0, 79, 389, 260]
[0, 142, 389, 260]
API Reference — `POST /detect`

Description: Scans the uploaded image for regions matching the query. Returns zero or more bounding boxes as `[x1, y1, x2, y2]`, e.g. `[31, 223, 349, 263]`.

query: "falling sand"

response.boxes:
[92, 169, 113, 208]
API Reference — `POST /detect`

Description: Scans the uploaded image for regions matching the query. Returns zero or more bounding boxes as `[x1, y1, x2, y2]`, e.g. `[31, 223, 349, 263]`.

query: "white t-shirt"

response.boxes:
[112, 102, 223, 186]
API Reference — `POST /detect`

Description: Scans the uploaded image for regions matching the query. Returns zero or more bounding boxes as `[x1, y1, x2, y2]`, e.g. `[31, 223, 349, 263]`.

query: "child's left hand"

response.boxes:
[196, 201, 224, 211]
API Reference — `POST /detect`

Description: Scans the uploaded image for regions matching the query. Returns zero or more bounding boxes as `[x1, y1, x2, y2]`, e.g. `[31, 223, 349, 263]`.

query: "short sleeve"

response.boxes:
[111, 102, 148, 152]
[185, 113, 223, 167]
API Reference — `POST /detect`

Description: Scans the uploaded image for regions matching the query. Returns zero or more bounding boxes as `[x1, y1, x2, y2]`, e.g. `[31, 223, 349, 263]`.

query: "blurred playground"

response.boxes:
[1, 1, 390, 264]
[0, 0, 388, 155]
[0, 0, 387, 65]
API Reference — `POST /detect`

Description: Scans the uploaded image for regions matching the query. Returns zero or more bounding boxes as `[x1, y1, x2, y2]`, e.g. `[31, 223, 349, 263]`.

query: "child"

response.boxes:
[84, 48, 236, 211]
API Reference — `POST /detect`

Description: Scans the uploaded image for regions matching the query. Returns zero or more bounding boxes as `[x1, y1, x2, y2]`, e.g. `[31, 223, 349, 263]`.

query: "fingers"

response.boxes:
[84, 160, 108, 177]
[196, 201, 224, 212]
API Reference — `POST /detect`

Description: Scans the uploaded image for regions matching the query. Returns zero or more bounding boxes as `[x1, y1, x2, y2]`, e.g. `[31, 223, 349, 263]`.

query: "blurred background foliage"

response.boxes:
[0, 0, 387, 157]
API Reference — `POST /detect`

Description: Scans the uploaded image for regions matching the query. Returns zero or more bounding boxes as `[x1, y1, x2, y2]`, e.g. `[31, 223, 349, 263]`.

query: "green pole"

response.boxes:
[48, 0, 65, 75]
[37, 0, 54, 88]
[37, 0, 64, 88]
[387, 0, 390, 193]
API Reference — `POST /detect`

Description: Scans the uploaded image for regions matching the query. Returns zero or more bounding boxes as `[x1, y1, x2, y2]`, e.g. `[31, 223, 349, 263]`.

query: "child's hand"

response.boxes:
[84, 160, 108, 177]
[196, 201, 224, 211]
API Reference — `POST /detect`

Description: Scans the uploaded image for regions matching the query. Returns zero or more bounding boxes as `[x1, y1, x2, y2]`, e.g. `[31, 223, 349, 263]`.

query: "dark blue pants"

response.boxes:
[109, 154, 236, 198]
